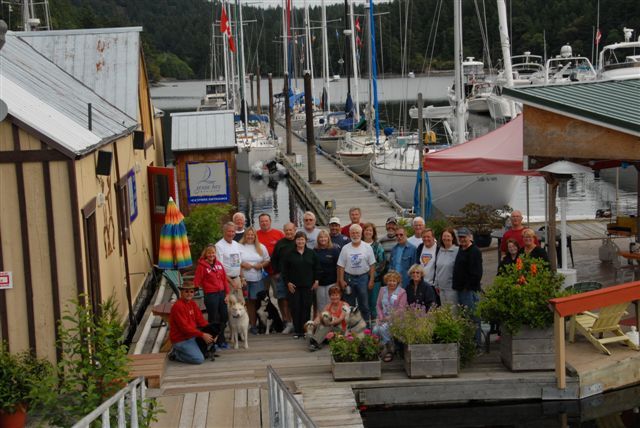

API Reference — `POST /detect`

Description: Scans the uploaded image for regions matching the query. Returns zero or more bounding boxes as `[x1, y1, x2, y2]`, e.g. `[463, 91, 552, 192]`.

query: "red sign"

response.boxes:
[0, 271, 12, 289]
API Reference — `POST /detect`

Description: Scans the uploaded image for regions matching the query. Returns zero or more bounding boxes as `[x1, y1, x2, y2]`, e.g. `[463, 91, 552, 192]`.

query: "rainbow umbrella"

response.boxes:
[158, 197, 192, 270]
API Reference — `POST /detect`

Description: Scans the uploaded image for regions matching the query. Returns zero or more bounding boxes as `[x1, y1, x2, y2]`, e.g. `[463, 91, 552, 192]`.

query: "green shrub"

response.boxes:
[184, 204, 233, 258]
[477, 256, 567, 335]
[0, 343, 53, 414]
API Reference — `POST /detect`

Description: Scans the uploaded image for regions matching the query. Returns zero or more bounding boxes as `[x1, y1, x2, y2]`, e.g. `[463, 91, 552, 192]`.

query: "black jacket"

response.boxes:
[520, 246, 549, 264]
[271, 238, 296, 274]
[406, 279, 439, 309]
[282, 246, 320, 289]
[452, 244, 483, 291]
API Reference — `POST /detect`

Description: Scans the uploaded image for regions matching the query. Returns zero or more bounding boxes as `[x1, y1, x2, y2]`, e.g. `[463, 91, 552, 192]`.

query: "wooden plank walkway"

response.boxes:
[274, 122, 400, 229]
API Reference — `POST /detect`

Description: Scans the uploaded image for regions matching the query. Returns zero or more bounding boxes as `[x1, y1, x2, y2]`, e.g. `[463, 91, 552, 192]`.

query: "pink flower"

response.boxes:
[346, 335, 354, 341]
[372, 334, 379, 340]
[325, 332, 335, 341]
[364, 328, 372, 335]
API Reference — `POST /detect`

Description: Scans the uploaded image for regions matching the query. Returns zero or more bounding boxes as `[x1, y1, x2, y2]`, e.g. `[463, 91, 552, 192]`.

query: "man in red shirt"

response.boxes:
[169, 283, 220, 364]
[500, 210, 538, 258]
[340, 207, 365, 236]
[256, 213, 284, 294]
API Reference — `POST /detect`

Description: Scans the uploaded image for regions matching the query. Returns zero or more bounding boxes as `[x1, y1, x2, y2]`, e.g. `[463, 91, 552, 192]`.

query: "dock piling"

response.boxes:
[284, 72, 293, 155]
[304, 71, 317, 183]
[268, 73, 274, 134]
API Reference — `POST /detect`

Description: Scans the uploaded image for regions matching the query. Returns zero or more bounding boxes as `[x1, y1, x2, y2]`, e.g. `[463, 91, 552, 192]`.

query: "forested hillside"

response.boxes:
[2, 0, 638, 81]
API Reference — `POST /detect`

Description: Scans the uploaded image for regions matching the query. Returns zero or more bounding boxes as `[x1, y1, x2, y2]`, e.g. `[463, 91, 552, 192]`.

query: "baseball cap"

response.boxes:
[385, 216, 397, 225]
[329, 217, 341, 225]
[457, 227, 471, 237]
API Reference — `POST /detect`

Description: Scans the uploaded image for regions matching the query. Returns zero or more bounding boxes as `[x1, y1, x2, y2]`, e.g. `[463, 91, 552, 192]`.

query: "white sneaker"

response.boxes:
[282, 322, 293, 334]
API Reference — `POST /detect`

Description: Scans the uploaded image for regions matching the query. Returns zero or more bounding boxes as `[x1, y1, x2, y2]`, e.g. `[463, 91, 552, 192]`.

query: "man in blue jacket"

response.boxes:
[389, 227, 416, 288]
[452, 227, 483, 348]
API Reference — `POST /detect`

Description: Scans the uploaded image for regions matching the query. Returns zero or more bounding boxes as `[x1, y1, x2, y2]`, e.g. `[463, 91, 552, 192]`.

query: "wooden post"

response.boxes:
[256, 67, 262, 114]
[250, 73, 255, 110]
[268, 73, 274, 134]
[284, 72, 293, 155]
[304, 71, 317, 183]
[554, 310, 566, 389]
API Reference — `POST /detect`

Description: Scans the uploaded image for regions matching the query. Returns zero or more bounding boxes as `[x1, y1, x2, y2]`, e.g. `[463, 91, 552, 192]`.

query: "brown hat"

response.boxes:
[179, 282, 196, 290]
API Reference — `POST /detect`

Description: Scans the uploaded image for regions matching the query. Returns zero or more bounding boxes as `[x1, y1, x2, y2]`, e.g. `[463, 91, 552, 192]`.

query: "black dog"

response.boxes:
[256, 290, 284, 334]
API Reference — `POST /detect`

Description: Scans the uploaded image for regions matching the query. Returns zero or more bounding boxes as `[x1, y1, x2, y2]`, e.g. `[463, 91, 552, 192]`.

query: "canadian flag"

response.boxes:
[220, 7, 236, 53]
[355, 17, 361, 33]
[595, 29, 602, 45]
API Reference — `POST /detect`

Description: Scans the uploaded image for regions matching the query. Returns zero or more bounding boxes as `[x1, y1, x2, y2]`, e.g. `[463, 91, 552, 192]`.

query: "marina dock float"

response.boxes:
[274, 122, 402, 228]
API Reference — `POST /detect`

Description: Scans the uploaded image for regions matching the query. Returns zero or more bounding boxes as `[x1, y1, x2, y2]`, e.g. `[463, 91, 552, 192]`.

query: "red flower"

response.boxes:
[530, 263, 538, 275]
[325, 331, 335, 341]
[516, 258, 523, 271]
[517, 275, 526, 285]
[364, 328, 372, 335]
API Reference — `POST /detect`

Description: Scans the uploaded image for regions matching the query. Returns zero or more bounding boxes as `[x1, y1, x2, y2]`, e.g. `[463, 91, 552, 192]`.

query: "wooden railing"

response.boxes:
[267, 365, 317, 428]
[548, 281, 640, 389]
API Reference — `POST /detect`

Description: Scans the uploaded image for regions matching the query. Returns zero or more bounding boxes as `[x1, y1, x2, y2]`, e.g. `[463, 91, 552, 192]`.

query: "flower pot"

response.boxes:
[0, 407, 27, 428]
[331, 355, 381, 381]
[404, 343, 459, 378]
[500, 326, 554, 371]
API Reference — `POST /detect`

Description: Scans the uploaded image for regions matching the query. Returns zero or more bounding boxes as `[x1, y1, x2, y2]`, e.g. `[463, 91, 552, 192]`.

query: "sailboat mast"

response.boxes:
[221, 1, 231, 106]
[228, 1, 238, 110]
[344, 0, 351, 97]
[366, 2, 373, 136]
[496, 0, 515, 117]
[282, 0, 288, 80]
[321, 0, 331, 112]
[237, 0, 248, 134]
[304, 1, 315, 101]
[349, 0, 360, 121]
[368, 0, 379, 146]
[454, 0, 466, 145]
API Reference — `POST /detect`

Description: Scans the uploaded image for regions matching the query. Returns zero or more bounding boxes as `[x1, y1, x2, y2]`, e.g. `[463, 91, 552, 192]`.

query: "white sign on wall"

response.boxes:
[186, 161, 230, 204]
[0, 271, 13, 289]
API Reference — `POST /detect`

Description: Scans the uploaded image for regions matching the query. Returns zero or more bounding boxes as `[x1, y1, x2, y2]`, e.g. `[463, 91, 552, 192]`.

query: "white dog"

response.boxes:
[228, 294, 249, 349]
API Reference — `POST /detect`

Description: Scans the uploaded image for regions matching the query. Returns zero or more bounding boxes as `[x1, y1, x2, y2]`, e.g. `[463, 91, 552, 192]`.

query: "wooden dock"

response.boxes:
[274, 122, 401, 228]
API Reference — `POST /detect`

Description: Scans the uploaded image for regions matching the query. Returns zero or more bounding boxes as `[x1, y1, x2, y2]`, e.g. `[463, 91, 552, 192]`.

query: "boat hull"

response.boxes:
[237, 146, 277, 173]
[339, 151, 373, 176]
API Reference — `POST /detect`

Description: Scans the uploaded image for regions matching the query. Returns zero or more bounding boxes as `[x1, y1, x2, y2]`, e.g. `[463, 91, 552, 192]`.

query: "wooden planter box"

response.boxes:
[404, 343, 459, 378]
[331, 356, 381, 381]
[501, 326, 554, 371]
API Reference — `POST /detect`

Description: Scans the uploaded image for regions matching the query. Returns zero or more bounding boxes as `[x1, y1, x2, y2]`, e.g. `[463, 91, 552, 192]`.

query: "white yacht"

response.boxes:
[597, 27, 640, 80]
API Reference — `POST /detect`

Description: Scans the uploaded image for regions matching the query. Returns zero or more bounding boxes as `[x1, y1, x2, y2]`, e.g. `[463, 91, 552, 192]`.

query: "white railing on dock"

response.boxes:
[71, 377, 148, 428]
[267, 365, 317, 428]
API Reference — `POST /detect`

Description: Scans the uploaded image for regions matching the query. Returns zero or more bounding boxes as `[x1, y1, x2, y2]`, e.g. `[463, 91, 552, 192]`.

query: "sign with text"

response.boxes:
[0, 271, 13, 290]
[186, 160, 230, 204]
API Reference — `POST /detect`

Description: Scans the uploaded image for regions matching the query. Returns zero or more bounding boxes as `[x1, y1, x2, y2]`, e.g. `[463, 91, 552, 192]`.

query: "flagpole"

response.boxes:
[237, 0, 248, 135]
[348, 0, 360, 121]
[222, 4, 230, 106]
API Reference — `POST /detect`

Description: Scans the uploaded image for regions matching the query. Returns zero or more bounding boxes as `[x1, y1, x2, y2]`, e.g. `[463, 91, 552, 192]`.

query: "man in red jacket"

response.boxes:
[169, 283, 220, 364]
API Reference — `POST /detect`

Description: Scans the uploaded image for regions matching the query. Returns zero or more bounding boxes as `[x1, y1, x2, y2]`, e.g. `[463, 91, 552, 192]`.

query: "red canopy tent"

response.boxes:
[422, 115, 539, 176]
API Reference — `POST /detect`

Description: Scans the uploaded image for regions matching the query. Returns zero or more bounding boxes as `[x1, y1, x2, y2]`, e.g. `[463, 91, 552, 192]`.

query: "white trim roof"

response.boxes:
[0, 33, 136, 157]
[18, 27, 142, 119]
[171, 110, 237, 151]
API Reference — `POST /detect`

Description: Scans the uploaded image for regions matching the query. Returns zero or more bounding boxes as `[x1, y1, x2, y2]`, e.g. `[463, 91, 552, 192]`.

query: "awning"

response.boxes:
[423, 115, 539, 176]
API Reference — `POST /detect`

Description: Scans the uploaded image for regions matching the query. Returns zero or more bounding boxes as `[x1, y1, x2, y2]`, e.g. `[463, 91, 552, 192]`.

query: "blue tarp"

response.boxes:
[234, 114, 269, 123]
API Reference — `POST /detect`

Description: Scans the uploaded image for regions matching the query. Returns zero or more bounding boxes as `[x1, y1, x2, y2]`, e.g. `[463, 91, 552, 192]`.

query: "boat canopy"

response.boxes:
[422, 115, 539, 176]
[234, 114, 269, 123]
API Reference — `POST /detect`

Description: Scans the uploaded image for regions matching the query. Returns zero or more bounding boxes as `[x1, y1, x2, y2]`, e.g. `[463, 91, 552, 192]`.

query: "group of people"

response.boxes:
[169, 208, 549, 364]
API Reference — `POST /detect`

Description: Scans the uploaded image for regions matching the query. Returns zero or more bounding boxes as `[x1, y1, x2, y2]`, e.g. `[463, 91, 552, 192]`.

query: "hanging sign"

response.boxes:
[186, 160, 230, 204]
[0, 271, 12, 290]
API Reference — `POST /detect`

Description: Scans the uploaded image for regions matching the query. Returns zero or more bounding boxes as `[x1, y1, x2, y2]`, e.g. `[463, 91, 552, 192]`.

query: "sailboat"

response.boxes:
[224, 0, 279, 172]
[370, 0, 520, 215]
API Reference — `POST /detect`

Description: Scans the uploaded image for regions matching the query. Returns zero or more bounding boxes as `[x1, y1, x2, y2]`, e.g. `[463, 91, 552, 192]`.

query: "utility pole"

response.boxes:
[304, 71, 317, 183]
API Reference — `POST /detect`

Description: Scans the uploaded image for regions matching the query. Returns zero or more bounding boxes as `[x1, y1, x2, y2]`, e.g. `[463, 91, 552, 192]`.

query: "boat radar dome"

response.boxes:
[560, 44, 573, 58]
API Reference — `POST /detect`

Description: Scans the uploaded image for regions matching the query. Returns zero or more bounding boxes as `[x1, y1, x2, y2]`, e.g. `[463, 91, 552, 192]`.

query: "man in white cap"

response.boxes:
[329, 217, 350, 249]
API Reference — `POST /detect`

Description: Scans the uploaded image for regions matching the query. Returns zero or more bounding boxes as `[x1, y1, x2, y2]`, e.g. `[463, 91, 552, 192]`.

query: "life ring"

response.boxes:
[424, 130, 436, 144]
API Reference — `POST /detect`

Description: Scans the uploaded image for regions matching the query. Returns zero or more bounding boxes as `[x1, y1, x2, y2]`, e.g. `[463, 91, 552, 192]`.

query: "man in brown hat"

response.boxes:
[169, 283, 220, 364]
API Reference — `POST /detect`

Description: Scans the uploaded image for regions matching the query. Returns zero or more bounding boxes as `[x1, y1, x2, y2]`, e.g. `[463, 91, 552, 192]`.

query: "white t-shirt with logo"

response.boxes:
[419, 242, 438, 285]
[337, 242, 376, 276]
[215, 238, 242, 277]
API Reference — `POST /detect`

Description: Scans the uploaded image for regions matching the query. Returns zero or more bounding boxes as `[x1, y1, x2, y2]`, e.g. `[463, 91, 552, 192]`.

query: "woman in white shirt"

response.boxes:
[240, 227, 270, 334]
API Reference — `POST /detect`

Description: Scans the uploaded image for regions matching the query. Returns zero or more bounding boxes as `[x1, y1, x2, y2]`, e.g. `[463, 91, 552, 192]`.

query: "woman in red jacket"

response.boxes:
[194, 244, 230, 348]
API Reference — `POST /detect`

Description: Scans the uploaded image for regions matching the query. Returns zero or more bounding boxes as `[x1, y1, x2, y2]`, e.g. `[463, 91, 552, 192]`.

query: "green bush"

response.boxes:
[184, 204, 233, 259]
[477, 256, 567, 335]
[0, 343, 53, 414]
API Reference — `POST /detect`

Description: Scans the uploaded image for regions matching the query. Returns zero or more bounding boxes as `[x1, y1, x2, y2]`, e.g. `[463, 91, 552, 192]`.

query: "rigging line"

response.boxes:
[473, 0, 492, 71]
[418, 0, 442, 88]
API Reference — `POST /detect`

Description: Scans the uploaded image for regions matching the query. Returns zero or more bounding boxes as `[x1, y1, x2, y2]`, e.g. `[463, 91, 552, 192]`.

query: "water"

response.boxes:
[152, 78, 637, 224]
[362, 383, 640, 427]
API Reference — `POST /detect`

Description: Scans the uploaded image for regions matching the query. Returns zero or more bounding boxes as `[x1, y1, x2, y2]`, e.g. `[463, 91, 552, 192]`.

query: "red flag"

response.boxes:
[595, 29, 602, 45]
[220, 8, 236, 53]
[355, 17, 361, 33]
[356, 35, 362, 48]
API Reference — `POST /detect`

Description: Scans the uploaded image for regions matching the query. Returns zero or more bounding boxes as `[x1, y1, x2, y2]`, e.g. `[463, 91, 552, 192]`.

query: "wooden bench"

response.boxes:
[128, 353, 167, 388]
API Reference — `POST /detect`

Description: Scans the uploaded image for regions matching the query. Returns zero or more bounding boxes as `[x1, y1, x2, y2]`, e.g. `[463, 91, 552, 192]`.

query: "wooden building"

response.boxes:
[0, 28, 167, 362]
[170, 110, 238, 215]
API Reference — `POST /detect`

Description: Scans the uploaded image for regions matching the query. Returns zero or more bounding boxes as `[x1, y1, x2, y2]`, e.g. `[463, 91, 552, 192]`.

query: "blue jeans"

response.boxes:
[457, 290, 482, 347]
[204, 291, 228, 346]
[345, 273, 371, 324]
[172, 337, 205, 364]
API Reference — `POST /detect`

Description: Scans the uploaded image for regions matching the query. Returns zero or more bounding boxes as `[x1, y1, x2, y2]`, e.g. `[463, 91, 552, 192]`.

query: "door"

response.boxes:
[82, 200, 102, 313]
[148, 166, 176, 263]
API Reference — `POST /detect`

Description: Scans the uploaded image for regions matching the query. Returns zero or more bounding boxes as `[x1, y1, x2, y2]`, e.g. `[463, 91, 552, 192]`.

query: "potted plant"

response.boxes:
[0, 343, 53, 428]
[477, 256, 567, 371]
[327, 330, 381, 380]
[449, 203, 511, 248]
[389, 304, 476, 378]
